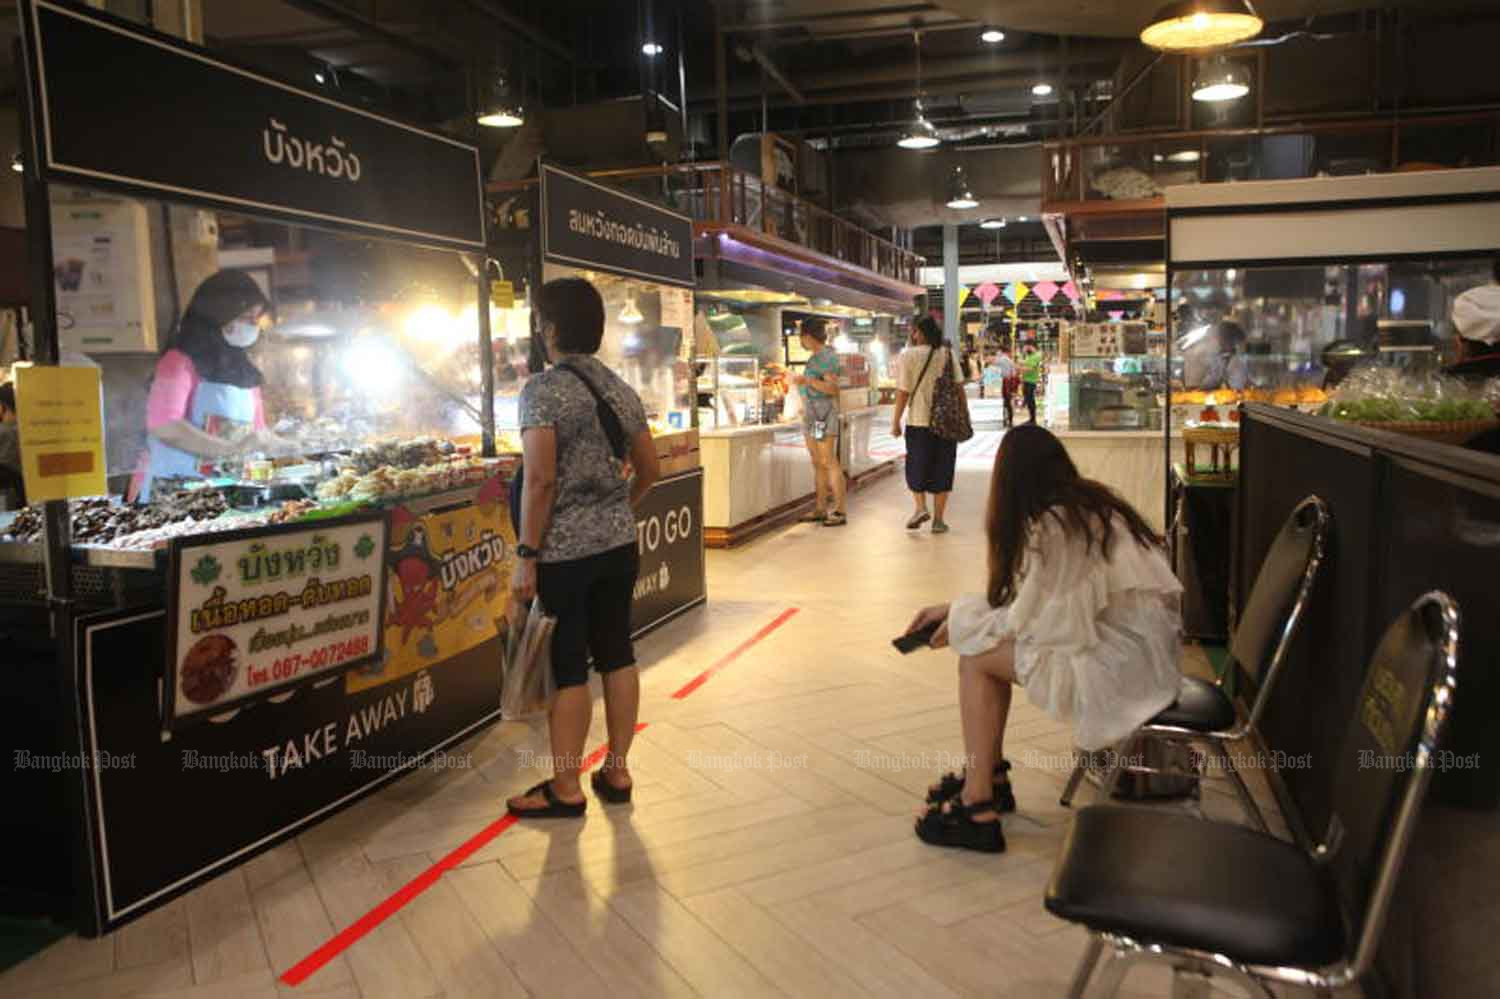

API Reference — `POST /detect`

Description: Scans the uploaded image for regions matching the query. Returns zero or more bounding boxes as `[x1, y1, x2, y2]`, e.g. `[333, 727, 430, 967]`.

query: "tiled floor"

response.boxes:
[2, 451, 1312, 998]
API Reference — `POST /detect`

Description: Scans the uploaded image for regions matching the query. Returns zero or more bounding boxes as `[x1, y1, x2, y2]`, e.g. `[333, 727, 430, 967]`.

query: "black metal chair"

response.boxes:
[1059, 494, 1331, 832]
[1044, 590, 1462, 998]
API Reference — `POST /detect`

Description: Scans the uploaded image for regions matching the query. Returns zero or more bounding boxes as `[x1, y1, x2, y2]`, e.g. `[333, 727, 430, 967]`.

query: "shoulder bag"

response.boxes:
[929, 347, 974, 442]
[509, 363, 630, 535]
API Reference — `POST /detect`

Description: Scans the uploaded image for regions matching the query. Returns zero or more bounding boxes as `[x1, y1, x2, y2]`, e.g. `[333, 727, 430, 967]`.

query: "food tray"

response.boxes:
[1345, 419, 1499, 446]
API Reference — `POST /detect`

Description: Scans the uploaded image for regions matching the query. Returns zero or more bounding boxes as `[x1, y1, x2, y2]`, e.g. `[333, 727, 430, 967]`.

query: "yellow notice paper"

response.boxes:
[14, 364, 107, 502]
[490, 280, 515, 309]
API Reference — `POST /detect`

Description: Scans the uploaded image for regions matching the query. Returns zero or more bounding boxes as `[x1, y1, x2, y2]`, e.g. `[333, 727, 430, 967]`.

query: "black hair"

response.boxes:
[1460, 336, 1500, 359]
[913, 315, 943, 348]
[168, 270, 269, 388]
[801, 317, 829, 342]
[985, 424, 1161, 608]
[1492, 259, 1499, 284]
[0, 381, 13, 414]
[538, 277, 605, 354]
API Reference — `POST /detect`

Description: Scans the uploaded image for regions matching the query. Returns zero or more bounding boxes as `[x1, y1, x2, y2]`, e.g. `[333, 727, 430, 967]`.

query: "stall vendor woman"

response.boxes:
[131, 270, 284, 501]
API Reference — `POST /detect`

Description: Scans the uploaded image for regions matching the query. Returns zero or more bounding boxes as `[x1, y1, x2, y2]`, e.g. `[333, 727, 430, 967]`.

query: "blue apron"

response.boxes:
[141, 379, 257, 501]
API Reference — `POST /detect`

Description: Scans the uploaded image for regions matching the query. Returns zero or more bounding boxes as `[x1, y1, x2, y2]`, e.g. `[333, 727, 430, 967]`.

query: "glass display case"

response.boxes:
[1166, 258, 1493, 422]
[1069, 355, 1168, 430]
[537, 262, 696, 437]
[698, 356, 764, 428]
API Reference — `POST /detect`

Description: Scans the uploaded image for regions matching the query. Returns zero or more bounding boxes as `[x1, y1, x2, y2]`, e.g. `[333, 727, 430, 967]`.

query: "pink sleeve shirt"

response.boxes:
[146, 349, 265, 431]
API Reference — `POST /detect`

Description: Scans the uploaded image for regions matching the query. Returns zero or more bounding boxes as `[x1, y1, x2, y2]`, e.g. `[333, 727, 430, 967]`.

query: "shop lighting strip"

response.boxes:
[279, 606, 800, 986]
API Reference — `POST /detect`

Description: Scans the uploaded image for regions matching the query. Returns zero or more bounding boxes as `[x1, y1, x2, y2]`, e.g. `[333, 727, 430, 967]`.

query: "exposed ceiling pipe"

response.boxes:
[461, 0, 581, 66]
[720, 3, 950, 34]
[1079, 52, 1165, 136]
[746, 44, 806, 104]
[280, 0, 461, 69]
[693, 68, 1122, 112]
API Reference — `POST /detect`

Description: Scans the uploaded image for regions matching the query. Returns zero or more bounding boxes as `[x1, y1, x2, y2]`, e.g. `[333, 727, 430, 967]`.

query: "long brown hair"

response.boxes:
[985, 424, 1162, 607]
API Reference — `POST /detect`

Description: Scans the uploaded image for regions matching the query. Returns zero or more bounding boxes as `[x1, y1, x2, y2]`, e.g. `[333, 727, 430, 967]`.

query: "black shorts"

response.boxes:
[904, 424, 957, 494]
[536, 542, 640, 689]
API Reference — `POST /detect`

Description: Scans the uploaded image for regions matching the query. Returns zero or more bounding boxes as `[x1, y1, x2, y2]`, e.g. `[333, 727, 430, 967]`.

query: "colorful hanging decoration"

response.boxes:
[1108, 310, 1124, 320]
[1061, 280, 1079, 301]
[1097, 288, 1123, 301]
[957, 285, 972, 308]
[1033, 280, 1059, 302]
[976, 282, 1000, 306]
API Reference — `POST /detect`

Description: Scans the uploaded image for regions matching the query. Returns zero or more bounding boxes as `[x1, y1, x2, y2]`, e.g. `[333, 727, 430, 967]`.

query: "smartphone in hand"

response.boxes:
[892, 620, 941, 654]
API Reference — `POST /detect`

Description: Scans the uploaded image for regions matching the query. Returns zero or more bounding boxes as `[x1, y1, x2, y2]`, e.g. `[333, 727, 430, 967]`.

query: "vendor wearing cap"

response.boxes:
[1448, 261, 1500, 382]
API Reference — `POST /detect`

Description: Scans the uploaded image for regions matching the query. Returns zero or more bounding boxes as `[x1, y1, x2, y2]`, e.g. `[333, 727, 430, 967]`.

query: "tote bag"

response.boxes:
[929, 348, 974, 443]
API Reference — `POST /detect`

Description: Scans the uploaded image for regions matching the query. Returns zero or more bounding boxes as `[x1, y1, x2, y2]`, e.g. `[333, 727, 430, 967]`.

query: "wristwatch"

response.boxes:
[516, 544, 539, 560]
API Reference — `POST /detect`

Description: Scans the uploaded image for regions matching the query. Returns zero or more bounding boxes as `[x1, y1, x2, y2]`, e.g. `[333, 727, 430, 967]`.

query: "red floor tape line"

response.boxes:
[670, 607, 799, 700]
[279, 723, 647, 987]
[282, 605, 795, 987]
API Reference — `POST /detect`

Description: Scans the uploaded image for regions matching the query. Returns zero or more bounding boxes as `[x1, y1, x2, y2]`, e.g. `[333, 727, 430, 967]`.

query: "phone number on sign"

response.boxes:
[256, 635, 371, 686]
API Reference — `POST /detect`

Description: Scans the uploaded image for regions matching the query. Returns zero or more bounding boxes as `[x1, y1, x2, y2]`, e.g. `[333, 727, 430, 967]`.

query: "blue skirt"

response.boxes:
[905, 425, 957, 494]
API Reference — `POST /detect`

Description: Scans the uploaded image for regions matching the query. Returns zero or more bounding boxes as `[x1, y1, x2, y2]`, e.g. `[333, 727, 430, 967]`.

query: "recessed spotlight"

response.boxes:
[1032, 83, 1053, 97]
[980, 28, 1005, 44]
[1017, 215, 1029, 222]
[980, 218, 1007, 229]
[10, 153, 22, 174]
[314, 71, 326, 84]
[642, 42, 663, 56]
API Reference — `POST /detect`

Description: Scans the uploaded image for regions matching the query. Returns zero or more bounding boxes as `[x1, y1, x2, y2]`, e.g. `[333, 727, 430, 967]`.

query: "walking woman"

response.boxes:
[792, 317, 847, 526]
[902, 425, 1182, 852]
[891, 315, 963, 533]
[507, 277, 661, 818]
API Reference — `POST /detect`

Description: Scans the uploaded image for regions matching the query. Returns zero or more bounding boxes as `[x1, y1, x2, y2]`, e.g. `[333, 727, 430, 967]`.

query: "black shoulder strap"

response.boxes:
[556, 362, 629, 460]
[913, 346, 937, 390]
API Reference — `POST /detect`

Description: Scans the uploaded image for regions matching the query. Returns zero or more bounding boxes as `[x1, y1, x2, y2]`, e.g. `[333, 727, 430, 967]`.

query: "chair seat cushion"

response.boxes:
[1149, 675, 1237, 732]
[1044, 805, 1345, 968]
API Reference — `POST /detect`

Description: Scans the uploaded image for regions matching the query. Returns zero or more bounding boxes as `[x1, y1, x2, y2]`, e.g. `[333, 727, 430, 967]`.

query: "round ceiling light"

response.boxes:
[1192, 56, 1250, 102]
[945, 166, 978, 210]
[897, 116, 941, 150]
[642, 42, 663, 56]
[980, 217, 1007, 229]
[1156, 149, 1203, 163]
[980, 28, 1005, 44]
[1032, 82, 1053, 97]
[1140, 0, 1263, 52]
[477, 106, 525, 128]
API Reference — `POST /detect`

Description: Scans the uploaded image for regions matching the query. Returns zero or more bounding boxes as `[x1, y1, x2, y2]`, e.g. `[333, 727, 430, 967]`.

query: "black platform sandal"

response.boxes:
[591, 768, 633, 804]
[507, 780, 587, 819]
[914, 798, 1005, 853]
[926, 759, 1014, 812]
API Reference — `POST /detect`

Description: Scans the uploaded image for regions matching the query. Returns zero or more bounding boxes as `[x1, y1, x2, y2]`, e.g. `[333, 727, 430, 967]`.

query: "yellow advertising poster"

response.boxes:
[491, 279, 515, 308]
[346, 479, 516, 694]
[13, 364, 107, 502]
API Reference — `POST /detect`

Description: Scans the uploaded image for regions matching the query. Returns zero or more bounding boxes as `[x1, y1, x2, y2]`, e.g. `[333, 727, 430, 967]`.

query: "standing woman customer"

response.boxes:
[793, 317, 847, 527]
[892, 315, 963, 533]
[507, 277, 661, 818]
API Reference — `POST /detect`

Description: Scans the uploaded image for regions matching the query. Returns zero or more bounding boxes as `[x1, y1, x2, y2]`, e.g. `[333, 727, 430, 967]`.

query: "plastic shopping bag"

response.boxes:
[782, 385, 802, 423]
[501, 597, 556, 718]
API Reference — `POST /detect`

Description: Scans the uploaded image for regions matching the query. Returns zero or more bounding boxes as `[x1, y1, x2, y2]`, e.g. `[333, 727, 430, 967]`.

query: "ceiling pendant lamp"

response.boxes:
[477, 72, 524, 128]
[945, 165, 978, 210]
[1192, 55, 1250, 102]
[980, 217, 1007, 229]
[898, 30, 941, 151]
[1140, 0, 1263, 52]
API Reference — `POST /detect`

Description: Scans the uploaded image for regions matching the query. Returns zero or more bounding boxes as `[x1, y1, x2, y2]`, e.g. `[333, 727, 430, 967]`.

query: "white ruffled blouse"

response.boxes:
[947, 512, 1184, 751]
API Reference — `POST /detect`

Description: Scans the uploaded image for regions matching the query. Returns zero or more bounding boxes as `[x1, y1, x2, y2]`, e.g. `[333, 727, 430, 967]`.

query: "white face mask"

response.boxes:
[223, 320, 260, 348]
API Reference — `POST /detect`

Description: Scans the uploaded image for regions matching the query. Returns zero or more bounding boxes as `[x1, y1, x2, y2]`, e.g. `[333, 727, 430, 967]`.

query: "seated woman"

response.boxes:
[905, 425, 1182, 853]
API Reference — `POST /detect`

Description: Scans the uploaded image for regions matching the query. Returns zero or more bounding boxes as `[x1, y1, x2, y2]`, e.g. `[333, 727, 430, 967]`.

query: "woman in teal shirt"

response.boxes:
[792, 318, 847, 526]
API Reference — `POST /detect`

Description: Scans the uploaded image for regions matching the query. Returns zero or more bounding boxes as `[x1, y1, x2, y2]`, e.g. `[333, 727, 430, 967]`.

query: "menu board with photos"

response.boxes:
[166, 514, 387, 726]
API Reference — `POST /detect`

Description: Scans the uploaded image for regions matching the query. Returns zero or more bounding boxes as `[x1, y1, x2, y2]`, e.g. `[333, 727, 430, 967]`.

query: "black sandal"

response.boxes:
[926, 759, 1014, 812]
[914, 798, 1006, 853]
[591, 768, 633, 804]
[507, 780, 586, 819]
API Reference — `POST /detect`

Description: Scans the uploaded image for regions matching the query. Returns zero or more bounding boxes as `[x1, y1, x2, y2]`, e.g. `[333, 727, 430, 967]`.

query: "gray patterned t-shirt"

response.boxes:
[518, 355, 649, 564]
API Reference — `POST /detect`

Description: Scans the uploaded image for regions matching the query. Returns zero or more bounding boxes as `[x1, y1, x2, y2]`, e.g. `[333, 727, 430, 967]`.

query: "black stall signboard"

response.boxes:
[631, 469, 706, 636]
[541, 162, 695, 287]
[165, 514, 388, 729]
[75, 605, 503, 932]
[21, 0, 484, 250]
